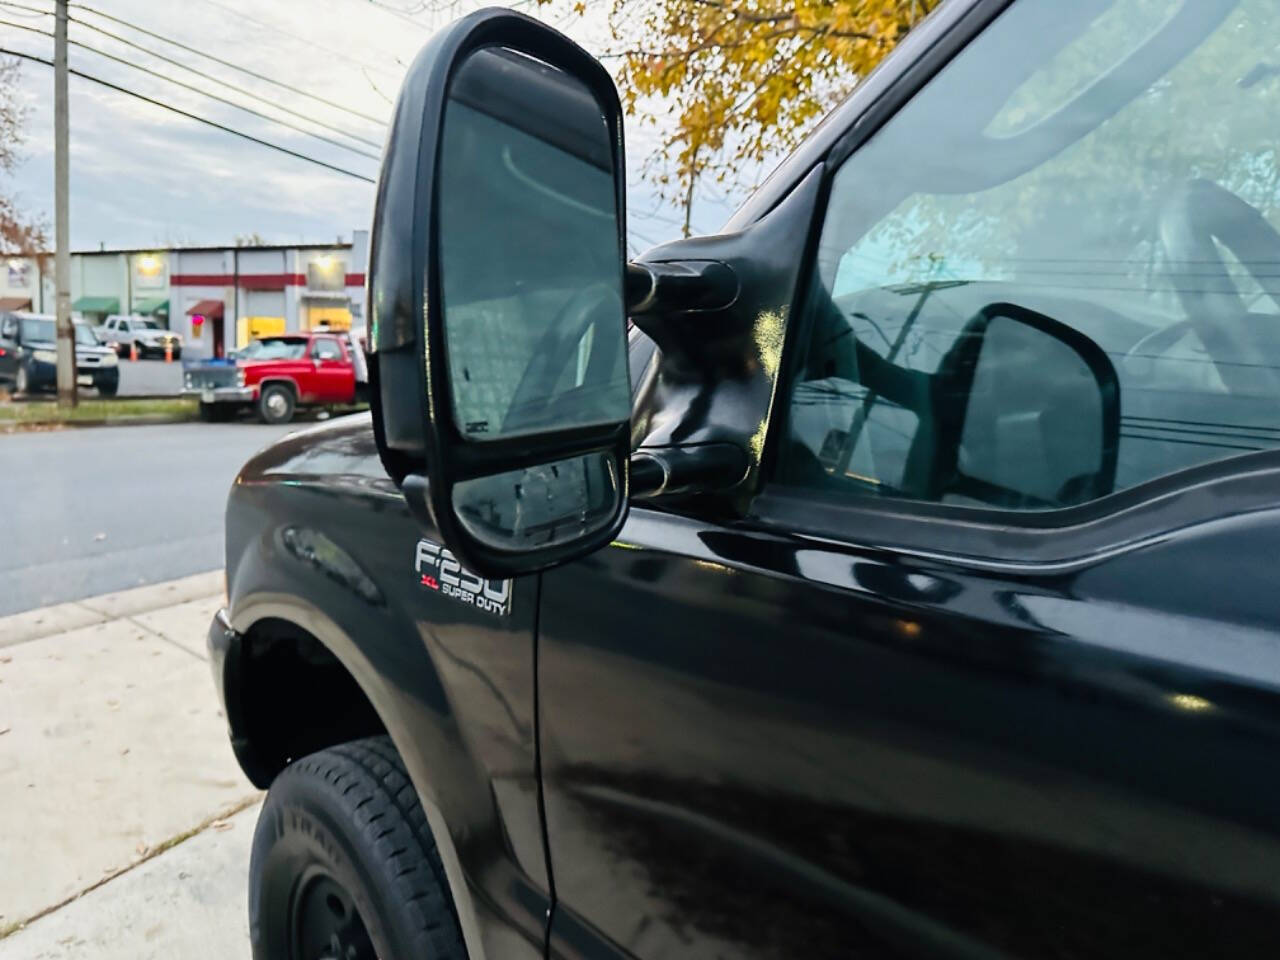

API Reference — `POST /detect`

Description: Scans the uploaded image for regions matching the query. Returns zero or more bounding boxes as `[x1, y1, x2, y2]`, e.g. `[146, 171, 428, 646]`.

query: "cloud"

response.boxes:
[3, 0, 749, 252]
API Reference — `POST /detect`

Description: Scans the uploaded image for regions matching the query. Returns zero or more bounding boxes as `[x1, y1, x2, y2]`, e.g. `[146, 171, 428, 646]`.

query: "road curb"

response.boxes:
[0, 414, 196, 434]
[0, 570, 224, 647]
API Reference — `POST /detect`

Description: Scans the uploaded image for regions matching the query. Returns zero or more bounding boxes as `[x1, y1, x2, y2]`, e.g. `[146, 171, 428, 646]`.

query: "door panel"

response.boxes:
[308, 337, 354, 402]
[0, 320, 16, 380]
[539, 506, 1280, 959]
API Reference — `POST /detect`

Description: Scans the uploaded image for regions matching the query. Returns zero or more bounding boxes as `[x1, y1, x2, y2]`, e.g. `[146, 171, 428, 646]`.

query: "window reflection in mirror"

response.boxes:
[437, 48, 630, 443]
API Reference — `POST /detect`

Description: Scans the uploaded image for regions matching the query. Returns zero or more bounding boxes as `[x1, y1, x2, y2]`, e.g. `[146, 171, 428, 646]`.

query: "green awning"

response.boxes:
[72, 296, 119, 313]
[134, 297, 168, 315]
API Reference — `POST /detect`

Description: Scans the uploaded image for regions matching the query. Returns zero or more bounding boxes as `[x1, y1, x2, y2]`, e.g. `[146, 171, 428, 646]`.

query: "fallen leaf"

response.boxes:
[0, 726, 9, 735]
[0, 655, 11, 664]
[120, 747, 130, 756]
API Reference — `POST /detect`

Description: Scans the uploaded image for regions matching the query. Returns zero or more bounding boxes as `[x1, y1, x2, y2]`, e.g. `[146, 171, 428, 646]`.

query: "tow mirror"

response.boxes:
[367, 9, 631, 578]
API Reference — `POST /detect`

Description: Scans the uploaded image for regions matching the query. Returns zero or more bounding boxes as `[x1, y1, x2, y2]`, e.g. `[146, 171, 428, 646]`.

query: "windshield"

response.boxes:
[20, 318, 100, 346]
[132, 319, 161, 330]
[240, 337, 308, 360]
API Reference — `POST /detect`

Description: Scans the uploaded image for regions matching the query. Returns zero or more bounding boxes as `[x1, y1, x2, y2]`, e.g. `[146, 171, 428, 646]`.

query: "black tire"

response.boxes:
[98, 379, 118, 397]
[198, 401, 219, 422]
[257, 383, 296, 424]
[249, 736, 466, 960]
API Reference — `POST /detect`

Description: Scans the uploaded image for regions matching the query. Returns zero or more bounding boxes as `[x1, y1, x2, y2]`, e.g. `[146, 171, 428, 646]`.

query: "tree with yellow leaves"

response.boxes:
[606, 0, 940, 233]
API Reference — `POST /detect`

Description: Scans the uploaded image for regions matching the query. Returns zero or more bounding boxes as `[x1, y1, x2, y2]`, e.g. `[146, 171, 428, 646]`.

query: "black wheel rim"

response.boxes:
[289, 870, 376, 960]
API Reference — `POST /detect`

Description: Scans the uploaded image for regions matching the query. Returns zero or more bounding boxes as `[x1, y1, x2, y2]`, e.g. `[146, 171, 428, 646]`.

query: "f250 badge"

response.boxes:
[414, 539, 512, 617]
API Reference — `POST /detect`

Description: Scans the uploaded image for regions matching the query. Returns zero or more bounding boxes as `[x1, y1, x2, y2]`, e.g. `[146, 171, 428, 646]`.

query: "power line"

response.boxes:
[0, 0, 389, 144]
[69, 1, 391, 125]
[66, 13, 384, 147]
[0, 17, 380, 158]
[185, 0, 405, 83]
[0, 47, 377, 183]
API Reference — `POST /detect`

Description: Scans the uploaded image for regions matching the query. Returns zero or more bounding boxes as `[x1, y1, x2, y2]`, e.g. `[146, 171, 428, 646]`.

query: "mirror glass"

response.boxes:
[955, 315, 1108, 507]
[438, 47, 630, 442]
[452, 451, 620, 552]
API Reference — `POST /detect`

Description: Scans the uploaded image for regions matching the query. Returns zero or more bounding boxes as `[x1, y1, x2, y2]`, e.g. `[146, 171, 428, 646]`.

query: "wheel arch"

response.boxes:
[224, 595, 491, 960]
[257, 376, 300, 400]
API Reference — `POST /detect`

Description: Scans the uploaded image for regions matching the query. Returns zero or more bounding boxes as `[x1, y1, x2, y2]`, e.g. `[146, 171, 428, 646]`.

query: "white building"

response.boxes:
[4, 231, 369, 360]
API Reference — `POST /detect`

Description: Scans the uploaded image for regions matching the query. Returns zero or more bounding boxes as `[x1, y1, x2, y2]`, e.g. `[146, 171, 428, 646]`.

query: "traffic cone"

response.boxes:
[129, 341, 138, 362]
[164, 342, 172, 363]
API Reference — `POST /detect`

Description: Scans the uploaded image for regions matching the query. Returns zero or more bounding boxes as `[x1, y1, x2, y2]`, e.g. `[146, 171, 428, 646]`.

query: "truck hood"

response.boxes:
[26, 338, 115, 358]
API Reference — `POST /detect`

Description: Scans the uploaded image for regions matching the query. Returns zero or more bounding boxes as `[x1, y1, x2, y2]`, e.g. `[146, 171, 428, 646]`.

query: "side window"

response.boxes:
[781, 0, 1280, 512]
[1, 317, 14, 339]
[312, 338, 344, 361]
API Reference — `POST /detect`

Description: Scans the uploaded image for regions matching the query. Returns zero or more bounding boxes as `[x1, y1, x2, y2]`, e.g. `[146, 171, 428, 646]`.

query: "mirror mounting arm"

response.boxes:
[626, 260, 738, 317]
[630, 443, 750, 499]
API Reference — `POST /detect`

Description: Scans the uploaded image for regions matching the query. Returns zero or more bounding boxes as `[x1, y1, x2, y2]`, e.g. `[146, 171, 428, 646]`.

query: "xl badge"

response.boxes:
[414, 539, 512, 617]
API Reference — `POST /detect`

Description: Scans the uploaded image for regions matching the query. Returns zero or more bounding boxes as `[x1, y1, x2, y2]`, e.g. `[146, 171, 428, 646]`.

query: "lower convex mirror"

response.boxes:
[452, 452, 621, 552]
[367, 10, 633, 578]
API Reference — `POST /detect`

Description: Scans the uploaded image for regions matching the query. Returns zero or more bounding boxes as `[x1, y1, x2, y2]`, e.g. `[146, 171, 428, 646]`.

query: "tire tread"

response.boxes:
[271, 735, 467, 959]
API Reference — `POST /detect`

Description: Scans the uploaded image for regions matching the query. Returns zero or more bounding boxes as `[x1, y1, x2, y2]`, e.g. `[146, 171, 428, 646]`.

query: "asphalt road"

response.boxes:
[0, 421, 296, 615]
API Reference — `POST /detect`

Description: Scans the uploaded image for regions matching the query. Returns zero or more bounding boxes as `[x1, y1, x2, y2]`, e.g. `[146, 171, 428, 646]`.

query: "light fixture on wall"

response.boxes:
[138, 254, 161, 275]
[314, 254, 335, 270]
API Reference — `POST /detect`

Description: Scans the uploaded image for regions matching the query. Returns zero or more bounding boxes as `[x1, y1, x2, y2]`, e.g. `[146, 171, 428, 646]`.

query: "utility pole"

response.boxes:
[54, 0, 75, 407]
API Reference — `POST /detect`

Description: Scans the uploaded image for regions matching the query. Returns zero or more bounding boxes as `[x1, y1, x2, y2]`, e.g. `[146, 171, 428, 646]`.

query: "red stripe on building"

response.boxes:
[170, 273, 366, 287]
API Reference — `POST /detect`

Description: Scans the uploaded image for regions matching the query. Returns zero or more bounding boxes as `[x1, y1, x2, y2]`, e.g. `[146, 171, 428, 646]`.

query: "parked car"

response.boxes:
[96, 314, 182, 359]
[183, 331, 366, 424]
[209, 4, 1280, 959]
[0, 313, 118, 396]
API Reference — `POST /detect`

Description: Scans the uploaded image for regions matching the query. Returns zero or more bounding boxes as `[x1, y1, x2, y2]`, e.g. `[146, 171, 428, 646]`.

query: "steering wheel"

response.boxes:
[1158, 178, 1280, 394]
[502, 282, 625, 434]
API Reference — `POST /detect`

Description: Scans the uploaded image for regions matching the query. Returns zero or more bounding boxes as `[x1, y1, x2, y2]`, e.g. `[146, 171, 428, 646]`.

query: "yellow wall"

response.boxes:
[237, 315, 286, 348]
[305, 305, 352, 331]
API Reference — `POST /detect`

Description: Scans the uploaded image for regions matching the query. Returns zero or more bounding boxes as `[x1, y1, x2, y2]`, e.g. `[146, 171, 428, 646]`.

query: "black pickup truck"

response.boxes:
[210, 2, 1280, 958]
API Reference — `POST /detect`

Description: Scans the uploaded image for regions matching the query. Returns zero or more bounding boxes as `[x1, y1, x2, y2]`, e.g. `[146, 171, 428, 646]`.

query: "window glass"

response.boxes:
[783, 0, 1280, 511]
[312, 338, 343, 361]
[241, 338, 308, 360]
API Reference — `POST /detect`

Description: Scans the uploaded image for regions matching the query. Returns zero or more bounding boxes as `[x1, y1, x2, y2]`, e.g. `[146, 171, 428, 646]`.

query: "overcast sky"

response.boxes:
[2, 0, 747, 254]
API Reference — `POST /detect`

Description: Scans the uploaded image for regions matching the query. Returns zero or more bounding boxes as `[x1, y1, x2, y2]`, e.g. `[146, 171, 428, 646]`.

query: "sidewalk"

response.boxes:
[0, 573, 261, 957]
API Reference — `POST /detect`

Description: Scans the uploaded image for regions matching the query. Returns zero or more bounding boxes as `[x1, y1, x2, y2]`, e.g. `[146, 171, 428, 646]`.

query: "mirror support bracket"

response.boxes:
[631, 443, 750, 499]
[626, 260, 738, 317]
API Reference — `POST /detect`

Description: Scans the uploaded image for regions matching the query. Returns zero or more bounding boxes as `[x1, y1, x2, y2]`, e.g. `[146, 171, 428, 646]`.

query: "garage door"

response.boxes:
[245, 290, 285, 320]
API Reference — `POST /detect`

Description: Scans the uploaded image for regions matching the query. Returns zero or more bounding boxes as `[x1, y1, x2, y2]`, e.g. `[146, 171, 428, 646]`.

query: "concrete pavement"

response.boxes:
[0, 574, 261, 956]
[0, 802, 260, 960]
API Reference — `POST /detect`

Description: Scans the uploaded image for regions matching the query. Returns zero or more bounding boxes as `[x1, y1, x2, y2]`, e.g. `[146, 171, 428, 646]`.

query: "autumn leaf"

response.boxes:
[606, 0, 940, 234]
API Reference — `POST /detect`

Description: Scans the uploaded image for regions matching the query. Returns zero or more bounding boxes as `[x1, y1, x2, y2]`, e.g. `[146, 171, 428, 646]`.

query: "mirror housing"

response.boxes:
[368, 9, 632, 578]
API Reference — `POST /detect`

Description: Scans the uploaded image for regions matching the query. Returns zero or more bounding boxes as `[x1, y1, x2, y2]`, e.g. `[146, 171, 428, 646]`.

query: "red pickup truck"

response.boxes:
[183, 332, 368, 424]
